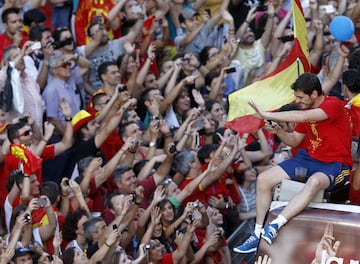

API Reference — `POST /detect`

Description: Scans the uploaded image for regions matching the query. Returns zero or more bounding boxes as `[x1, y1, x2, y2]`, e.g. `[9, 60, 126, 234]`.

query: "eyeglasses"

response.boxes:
[57, 61, 72, 68]
[19, 129, 32, 137]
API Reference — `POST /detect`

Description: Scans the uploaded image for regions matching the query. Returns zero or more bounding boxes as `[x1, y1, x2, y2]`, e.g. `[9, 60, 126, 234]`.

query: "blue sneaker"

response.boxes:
[261, 223, 279, 245]
[233, 233, 259, 253]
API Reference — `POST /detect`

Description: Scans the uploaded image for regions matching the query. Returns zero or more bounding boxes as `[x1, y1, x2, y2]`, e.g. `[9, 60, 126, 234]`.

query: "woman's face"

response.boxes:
[208, 207, 223, 225]
[73, 249, 88, 264]
[126, 56, 136, 73]
[152, 221, 163, 238]
[244, 167, 258, 182]
[160, 202, 174, 223]
[210, 103, 225, 122]
[149, 239, 164, 261]
[223, 128, 236, 147]
[166, 181, 180, 197]
[76, 215, 89, 236]
[175, 90, 191, 114]
[207, 47, 219, 63]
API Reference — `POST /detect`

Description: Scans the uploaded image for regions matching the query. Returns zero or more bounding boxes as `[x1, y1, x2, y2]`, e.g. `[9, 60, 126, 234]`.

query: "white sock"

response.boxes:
[270, 214, 288, 228]
[254, 224, 263, 237]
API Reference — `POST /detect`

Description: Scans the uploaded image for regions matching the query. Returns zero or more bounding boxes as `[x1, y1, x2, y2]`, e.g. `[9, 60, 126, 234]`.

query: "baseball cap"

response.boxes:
[72, 110, 96, 134]
[180, 8, 199, 21]
[13, 247, 34, 260]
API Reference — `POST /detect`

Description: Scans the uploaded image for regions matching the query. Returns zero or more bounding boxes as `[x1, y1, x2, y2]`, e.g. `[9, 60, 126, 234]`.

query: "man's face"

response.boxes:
[294, 90, 316, 109]
[52, 59, 72, 80]
[124, 123, 142, 140]
[29, 174, 40, 196]
[40, 30, 54, 48]
[183, 16, 200, 32]
[102, 65, 121, 86]
[5, 13, 22, 35]
[116, 170, 137, 194]
[240, 27, 255, 45]
[144, 73, 159, 89]
[123, 0, 141, 20]
[9, 47, 25, 72]
[126, 110, 141, 124]
[16, 125, 33, 146]
[89, 24, 108, 45]
[147, 89, 163, 104]
[83, 120, 100, 138]
[93, 95, 110, 112]
[92, 220, 106, 242]
[110, 194, 125, 215]
[14, 253, 33, 264]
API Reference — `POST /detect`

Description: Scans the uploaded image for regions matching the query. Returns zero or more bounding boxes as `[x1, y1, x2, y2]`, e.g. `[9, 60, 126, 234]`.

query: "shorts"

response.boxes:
[278, 149, 350, 191]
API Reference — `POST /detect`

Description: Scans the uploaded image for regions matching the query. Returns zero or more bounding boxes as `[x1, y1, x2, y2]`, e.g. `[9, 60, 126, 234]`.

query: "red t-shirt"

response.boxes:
[0, 32, 28, 60]
[295, 96, 352, 165]
[0, 145, 55, 207]
[343, 97, 360, 138]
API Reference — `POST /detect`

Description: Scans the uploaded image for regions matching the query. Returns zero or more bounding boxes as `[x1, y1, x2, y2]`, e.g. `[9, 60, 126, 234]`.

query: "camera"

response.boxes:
[112, 224, 118, 230]
[47, 255, 54, 262]
[155, 18, 162, 24]
[30, 42, 41, 51]
[225, 67, 236, 74]
[144, 244, 151, 251]
[192, 201, 199, 208]
[232, 38, 241, 44]
[256, 5, 267, 11]
[24, 213, 31, 223]
[169, 145, 177, 154]
[130, 193, 137, 203]
[38, 197, 47, 207]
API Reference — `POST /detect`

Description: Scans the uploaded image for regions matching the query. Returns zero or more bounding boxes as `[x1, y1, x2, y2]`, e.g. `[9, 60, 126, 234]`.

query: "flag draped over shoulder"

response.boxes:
[10, 144, 42, 175]
[226, 0, 310, 133]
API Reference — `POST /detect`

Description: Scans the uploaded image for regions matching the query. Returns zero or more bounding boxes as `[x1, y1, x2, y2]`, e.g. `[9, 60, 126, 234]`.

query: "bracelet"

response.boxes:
[185, 133, 191, 136]
[268, 15, 275, 19]
[65, 117, 72, 122]
[244, 20, 250, 24]
[104, 242, 111, 247]
[134, 201, 141, 205]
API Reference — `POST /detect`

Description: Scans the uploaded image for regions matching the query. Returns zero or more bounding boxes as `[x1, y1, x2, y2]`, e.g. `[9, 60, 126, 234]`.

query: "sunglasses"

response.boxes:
[19, 129, 31, 137]
[57, 61, 72, 68]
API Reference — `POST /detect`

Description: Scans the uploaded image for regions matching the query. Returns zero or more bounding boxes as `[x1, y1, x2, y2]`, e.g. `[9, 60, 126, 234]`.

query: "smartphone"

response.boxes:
[169, 144, 177, 154]
[267, 120, 273, 125]
[204, 8, 211, 16]
[112, 224, 118, 230]
[131, 5, 142, 13]
[277, 35, 294, 43]
[38, 197, 47, 207]
[256, 5, 268, 11]
[30, 42, 41, 51]
[225, 67, 236, 74]
[232, 38, 241, 44]
[194, 119, 205, 129]
[320, 4, 335, 14]
[47, 255, 54, 262]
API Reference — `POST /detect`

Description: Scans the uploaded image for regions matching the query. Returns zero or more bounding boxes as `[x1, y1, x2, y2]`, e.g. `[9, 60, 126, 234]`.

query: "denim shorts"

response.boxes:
[278, 149, 350, 191]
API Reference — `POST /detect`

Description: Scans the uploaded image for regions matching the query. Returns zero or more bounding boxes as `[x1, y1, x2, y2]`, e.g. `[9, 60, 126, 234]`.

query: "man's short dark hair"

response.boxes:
[2, 8, 20, 24]
[291, 72, 322, 96]
[343, 69, 360, 93]
[7, 121, 26, 143]
[197, 144, 218, 164]
[118, 121, 136, 140]
[29, 24, 51, 41]
[97, 61, 117, 82]
[113, 165, 132, 183]
[23, 8, 46, 26]
[41, 181, 60, 205]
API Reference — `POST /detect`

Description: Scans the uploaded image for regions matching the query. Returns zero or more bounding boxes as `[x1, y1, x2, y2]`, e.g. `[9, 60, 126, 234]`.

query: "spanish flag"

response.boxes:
[226, 0, 310, 133]
[10, 144, 42, 176]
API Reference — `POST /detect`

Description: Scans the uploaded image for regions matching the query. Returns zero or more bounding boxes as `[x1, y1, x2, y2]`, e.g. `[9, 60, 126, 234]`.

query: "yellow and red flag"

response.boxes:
[10, 144, 42, 176]
[226, 0, 310, 133]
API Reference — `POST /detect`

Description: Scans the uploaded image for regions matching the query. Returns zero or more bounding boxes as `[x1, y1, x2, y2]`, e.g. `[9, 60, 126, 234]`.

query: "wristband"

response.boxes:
[104, 242, 111, 247]
[65, 117, 72, 122]
[134, 201, 141, 205]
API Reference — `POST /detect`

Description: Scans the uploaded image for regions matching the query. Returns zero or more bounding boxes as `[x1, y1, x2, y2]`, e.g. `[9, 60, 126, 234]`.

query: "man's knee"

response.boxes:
[305, 175, 328, 194]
